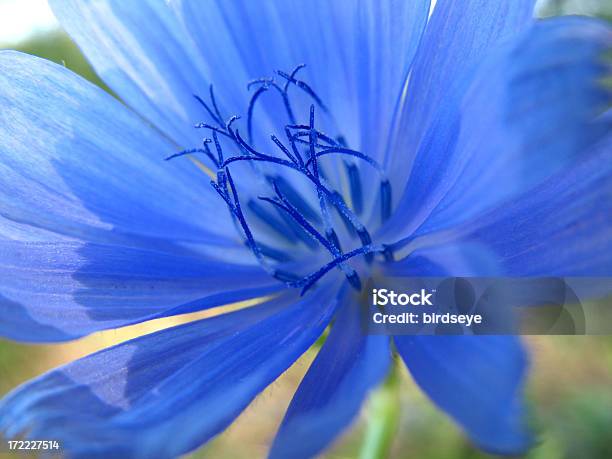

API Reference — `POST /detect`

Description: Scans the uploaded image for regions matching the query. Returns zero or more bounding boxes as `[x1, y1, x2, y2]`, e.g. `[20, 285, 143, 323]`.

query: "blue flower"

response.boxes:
[0, 1, 610, 458]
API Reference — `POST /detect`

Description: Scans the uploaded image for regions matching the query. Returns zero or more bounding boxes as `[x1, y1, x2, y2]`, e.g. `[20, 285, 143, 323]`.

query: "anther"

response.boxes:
[380, 179, 392, 222]
[345, 161, 363, 214]
[256, 241, 294, 262]
[247, 199, 297, 245]
[261, 182, 361, 288]
[269, 175, 321, 224]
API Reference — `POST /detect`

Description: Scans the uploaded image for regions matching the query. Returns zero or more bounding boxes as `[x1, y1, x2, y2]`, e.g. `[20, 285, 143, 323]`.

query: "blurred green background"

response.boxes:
[1, 0, 611, 458]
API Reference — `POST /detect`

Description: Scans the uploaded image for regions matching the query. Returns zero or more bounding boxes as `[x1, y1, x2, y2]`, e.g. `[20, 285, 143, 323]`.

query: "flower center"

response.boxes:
[167, 66, 394, 294]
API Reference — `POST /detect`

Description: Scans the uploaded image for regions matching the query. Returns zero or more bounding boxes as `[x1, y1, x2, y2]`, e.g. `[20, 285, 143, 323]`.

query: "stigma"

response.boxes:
[167, 65, 394, 294]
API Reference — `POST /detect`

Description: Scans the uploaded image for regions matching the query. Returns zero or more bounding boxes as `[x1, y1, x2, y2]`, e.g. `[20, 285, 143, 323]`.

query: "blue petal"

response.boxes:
[394, 335, 531, 455]
[388, 132, 612, 277]
[0, 287, 337, 458]
[0, 51, 231, 246]
[48, 0, 212, 145]
[270, 290, 390, 459]
[51, 0, 430, 156]
[49, 0, 431, 224]
[0, 240, 279, 342]
[0, 52, 272, 342]
[176, 0, 431, 160]
[384, 0, 535, 187]
[382, 17, 611, 241]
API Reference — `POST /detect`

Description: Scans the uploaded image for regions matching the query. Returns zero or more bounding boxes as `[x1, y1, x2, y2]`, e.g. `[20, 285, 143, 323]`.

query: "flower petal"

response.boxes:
[385, 0, 535, 187]
[388, 132, 612, 277]
[394, 335, 531, 455]
[460, 137, 612, 276]
[0, 287, 336, 458]
[382, 17, 611, 241]
[48, 0, 212, 145]
[270, 291, 390, 459]
[0, 51, 230, 247]
[0, 240, 279, 342]
[0, 52, 272, 342]
[178, 0, 431, 160]
[51, 0, 431, 152]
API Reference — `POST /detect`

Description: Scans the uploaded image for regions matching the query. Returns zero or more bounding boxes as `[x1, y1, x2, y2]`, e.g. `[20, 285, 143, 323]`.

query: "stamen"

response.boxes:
[326, 228, 342, 253]
[221, 154, 297, 170]
[270, 175, 321, 224]
[321, 185, 374, 263]
[255, 241, 294, 263]
[276, 70, 328, 113]
[212, 131, 224, 164]
[216, 168, 228, 195]
[165, 142, 218, 167]
[213, 170, 263, 266]
[258, 194, 330, 250]
[194, 94, 224, 128]
[209, 85, 224, 125]
[298, 245, 385, 295]
[305, 146, 384, 174]
[283, 63, 306, 92]
[330, 190, 357, 236]
[308, 105, 340, 250]
[247, 199, 298, 245]
[271, 135, 298, 164]
[194, 122, 233, 139]
[287, 125, 339, 146]
[180, 68, 395, 293]
[247, 85, 268, 143]
[225, 115, 240, 140]
[260, 182, 361, 290]
[213, 171, 304, 285]
[285, 126, 304, 166]
[247, 78, 275, 90]
[380, 179, 392, 222]
[233, 130, 270, 158]
[274, 206, 320, 249]
[247, 76, 296, 131]
[273, 269, 304, 284]
[345, 162, 363, 214]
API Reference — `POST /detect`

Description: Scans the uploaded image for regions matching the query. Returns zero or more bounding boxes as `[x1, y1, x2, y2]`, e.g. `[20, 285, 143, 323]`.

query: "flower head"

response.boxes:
[0, 1, 610, 458]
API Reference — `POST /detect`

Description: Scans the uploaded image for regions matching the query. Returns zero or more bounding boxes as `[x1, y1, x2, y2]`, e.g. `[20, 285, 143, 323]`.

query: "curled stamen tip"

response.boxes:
[227, 115, 241, 128]
[247, 78, 273, 90]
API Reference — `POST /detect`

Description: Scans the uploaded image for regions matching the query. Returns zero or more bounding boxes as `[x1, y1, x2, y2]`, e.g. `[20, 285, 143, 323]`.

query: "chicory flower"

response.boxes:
[0, 1, 610, 458]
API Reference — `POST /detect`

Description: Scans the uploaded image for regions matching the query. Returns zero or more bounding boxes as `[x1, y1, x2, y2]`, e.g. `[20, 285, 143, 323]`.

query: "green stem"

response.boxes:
[359, 361, 401, 459]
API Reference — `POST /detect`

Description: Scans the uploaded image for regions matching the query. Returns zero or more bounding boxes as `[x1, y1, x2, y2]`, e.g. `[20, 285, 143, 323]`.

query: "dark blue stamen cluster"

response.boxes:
[167, 66, 394, 294]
